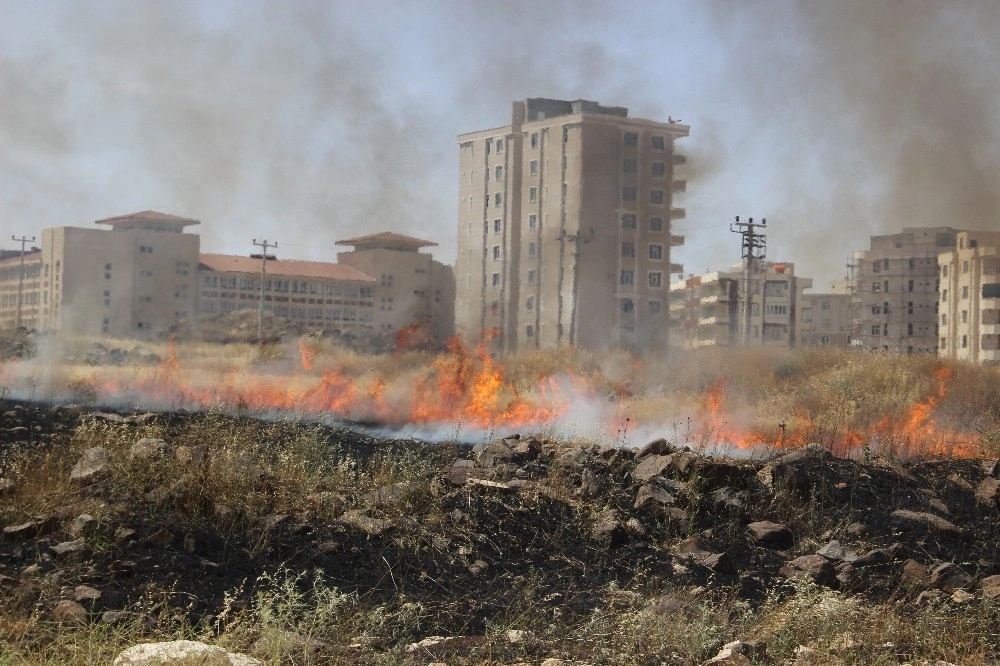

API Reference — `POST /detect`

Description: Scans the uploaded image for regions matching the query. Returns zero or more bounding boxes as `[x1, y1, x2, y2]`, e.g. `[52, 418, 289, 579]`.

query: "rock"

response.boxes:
[69, 447, 109, 485]
[757, 444, 832, 494]
[175, 444, 206, 466]
[746, 521, 793, 549]
[634, 483, 676, 511]
[980, 574, 1000, 599]
[130, 438, 169, 460]
[927, 498, 951, 515]
[113, 640, 262, 665]
[817, 540, 858, 563]
[928, 562, 971, 593]
[634, 437, 672, 460]
[443, 463, 489, 486]
[510, 437, 542, 462]
[75, 585, 102, 602]
[890, 510, 964, 537]
[52, 599, 87, 623]
[946, 473, 974, 491]
[982, 459, 1000, 477]
[467, 478, 516, 493]
[702, 646, 752, 665]
[845, 522, 866, 537]
[900, 559, 929, 591]
[3, 521, 38, 541]
[975, 477, 1000, 506]
[677, 536, 713, 557]
[592, 510, 628, 548]
[780, 554, 838, 588]
[504, 629, 535, 644]
[700, 552, 736, 575]
[579, 469, 602, 499]
[68, 513, 96, 537]
[147, 528, 174, 547]
[477, 441, 516, 468]
[950, 589, 974, 604]
[852, 544, 904, 568]
[632, 454, 672, 483]
[697, 460, 754, 488]
[50, 537, 86, 557]
[405, 635, 484, 655]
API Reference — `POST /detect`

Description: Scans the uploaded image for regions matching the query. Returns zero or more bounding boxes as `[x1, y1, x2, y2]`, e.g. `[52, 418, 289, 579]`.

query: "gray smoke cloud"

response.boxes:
[704, 0, 1000, 285]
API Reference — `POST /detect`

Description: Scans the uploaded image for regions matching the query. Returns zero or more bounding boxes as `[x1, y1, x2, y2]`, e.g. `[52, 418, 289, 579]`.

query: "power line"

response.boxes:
[730, 217, 767, 346]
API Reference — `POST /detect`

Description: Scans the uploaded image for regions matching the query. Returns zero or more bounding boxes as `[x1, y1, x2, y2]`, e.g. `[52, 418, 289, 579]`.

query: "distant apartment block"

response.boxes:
[0, 211, 455, 346]
[669, 262, 812, 348]
[938, 230, 1000, 364]
[799, 281, 851, 347]
[850, 227, 958, 354]
[455, 98, 688, 352]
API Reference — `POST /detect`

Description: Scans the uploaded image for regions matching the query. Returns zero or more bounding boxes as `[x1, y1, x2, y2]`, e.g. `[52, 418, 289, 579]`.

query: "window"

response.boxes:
[942, 265, 949, 277]
[942, 289, 948, 301]
[942, 314, 947, 325]
[650, 190, 665, 205]
[622, 242, 635, 257]
[526, 325, 534, 338]
[821, 300, 831, 310]
[962, 310, 968, 323]
[766, 304, 788, 315]
[963, 260, 969, 274]
[622, 187, 637, 202]
[528, 242, 536, 257]
[652, 162, 666, 177]
[529, 160, 538, 176]
[962, 334, 968, 348]
[620, 270, 634, 285]
[492, 245, 501, 261]
[883, 280, 889, 292]
[648, 244, 663, 260]
[527, 270, 536, 284]
[883, 302, 889, 315]
[648, 271, 663, 288]
[528, 214, 537, 230]
[883, 323, 888, 336]
[529, 187, 537, 203]
[494, 193, 502, 207]
[872, 325, 881, 336]
[526, 297, 534, 312]
[491, 273, 500, 286]
[984, 283, 1000, 298]
[908, 323, 914, 336]
[624, 132, 638, 146]
[821, 335, 830, 344]
[651, 135, 665, 149]
[872, 304, 881, 315]
[495, 138, 504, 153]
[649, 300, 662, 315]
[962, 285, 969, 299]
[883, 258, 889, 270]
[621, 214, 637, 229]
[103, 290, 111, 307]
[621, 298, 634, 313]
[493, 219, 502, 234]
[530, 132, 538, 149]
[491, 301, 499, 316]
[873, 261, 881, 273]
[649, 217, 663, 232]
[623, 159, 637, 173]
[908, 301, 914, 315]
[495, 165, 503, 181]
[908, 279, 914, 292]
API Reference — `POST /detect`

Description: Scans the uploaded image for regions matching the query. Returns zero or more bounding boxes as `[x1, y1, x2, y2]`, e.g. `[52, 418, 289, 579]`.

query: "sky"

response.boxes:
[2, 0, 999, 288]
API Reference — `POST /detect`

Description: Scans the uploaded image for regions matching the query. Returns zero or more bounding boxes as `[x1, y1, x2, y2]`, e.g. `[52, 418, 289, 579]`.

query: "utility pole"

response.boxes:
[729, 217, 766, 346]
[11, 235, 36, 330]
[252, 238, 277, 344]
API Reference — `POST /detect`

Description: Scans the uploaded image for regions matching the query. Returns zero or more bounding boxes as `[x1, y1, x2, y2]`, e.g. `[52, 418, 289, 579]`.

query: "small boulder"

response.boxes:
[975, 477, 1000, 506]
[53, 599, 87, 624]
[900, 559, 929, 591]
[74, 585, 102, 602]
[890, 510, 963, 537]
[928, 562, 971, 593]
[50, 537, 86, 557]
[69, 447, 109, 485]
[632, 454, 672, 483]
[592, 510, 628, 548]
[979, 574, 1000, 599]
[816, 540, 857, 563]
[129, 438, 169, 460]
[746, 521, 793, 549]
[780, 554, 838, 588]
[634, 437, 672, 460]
[175, 444, 206, 466]
[68, 513, 96, 538]
[112, 640, 262, 666]
[634, 483, 676, 511]
[579, 469, 602, 499]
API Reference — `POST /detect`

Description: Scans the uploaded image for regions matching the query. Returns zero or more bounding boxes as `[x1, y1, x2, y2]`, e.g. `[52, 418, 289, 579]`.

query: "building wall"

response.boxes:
[0, 253, 42, 330]
[456, 98, 688, 353]
[938, 230, 1000, 364]
[799, 291, 850, 347]
[850, 227, 957, 354]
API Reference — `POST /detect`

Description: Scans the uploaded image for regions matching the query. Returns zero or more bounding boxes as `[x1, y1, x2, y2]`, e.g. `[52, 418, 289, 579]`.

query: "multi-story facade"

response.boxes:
[850, 227, 958, 354]
[197, 255, 377, 336]
[0, 249, 43, 330]
[938, 230, 1000, 364]
[336, 232, 455, 345]
[456, 98, 688, 353]
[669, 262, 812, 348]
[799, 280, 851, 347]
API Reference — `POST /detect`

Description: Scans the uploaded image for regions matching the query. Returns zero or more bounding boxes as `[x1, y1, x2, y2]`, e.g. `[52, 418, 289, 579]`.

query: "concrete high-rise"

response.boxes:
[938, 229, 1000, 364]
[455, 98, 688, 352]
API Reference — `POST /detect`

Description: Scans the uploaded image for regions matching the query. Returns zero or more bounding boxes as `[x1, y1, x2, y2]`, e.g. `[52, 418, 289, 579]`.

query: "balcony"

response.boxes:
[670, 207, 686, 220]
[980, 349, 1000, 362]
[981, 324, 1000, 335]
[673, 154, 687, 165]
[670, 234, 685, 247]
[672, 179, 687, 193]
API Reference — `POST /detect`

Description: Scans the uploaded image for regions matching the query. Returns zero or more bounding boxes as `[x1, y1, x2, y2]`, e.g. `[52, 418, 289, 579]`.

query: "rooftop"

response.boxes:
[198, 254, 375, 282]
[336, 231, 437, 251]
[95, 210, 201, 227]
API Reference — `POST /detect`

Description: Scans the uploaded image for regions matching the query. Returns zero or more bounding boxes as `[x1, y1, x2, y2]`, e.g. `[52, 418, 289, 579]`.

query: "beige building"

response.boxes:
[938, 230, 1000, 364]
[850, 227, 958, 354]
[197, 254, 376, 336]
[455, 98, 688, 353]
[336, 232, 455, 346]
[38, 211, 201, 338]
[799, 281, 851, 347]
[0, 248, 43, 330]
[669, 262, 812, 348]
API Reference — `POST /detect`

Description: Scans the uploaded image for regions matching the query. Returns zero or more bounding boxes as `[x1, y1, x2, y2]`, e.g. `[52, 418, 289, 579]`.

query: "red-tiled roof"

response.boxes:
[336, 231, 437, 248]
[95, 210, 201, 226]
[198, 254, 375, 282]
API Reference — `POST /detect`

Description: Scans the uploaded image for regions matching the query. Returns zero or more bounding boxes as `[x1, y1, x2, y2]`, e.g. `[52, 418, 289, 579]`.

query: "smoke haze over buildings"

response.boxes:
[2, 1, 998, 286]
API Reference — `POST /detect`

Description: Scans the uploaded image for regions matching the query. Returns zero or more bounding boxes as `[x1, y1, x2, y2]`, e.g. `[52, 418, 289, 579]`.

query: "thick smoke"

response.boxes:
[704, 0, 1000, 284]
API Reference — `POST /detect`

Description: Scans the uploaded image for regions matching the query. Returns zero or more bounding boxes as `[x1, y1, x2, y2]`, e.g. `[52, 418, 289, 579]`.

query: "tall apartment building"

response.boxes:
[799, 281, 851, 347]
[850, 227, 958, 353]
[669, 262, 812, 348]
[336, 232, 455, 345]
[0, 248, 42, 330]
[456, 98, 688, 352]
[197, 254, 377, 336]
[938, 230, 1000, 364]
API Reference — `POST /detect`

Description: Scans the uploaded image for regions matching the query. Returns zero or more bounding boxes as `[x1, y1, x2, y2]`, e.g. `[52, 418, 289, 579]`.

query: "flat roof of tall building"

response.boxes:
[336, 231, 437, 250]
[199, 254, 375, 282]
[95, 210, 201, 227]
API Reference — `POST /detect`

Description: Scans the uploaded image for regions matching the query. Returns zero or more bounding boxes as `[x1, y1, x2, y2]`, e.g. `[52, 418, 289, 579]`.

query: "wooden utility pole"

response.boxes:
[252, 238, 277, 344]
[11, 235, 36, 330]
[729, 217, 766, 346]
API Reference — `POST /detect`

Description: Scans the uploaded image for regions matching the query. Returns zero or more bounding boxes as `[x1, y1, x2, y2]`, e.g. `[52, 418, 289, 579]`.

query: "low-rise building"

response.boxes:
[799, 281, 851, 347]
[670, 262, 812, 348]
[938, 229, 1000, 364]
[0, 249, 43, 330]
